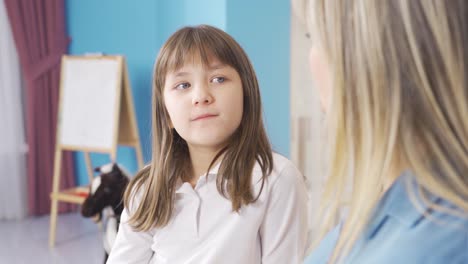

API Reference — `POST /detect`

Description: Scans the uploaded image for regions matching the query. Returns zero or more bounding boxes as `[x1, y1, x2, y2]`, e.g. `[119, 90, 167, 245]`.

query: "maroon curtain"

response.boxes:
[4, 0, 76, 215]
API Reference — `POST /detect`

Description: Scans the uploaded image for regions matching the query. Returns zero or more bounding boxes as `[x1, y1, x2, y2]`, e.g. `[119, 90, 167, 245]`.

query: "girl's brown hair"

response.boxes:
[124, 25, 273, 231]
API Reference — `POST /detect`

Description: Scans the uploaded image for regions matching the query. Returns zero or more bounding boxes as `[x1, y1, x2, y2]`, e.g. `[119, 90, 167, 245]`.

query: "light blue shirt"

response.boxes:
[304, 171, 468, 264]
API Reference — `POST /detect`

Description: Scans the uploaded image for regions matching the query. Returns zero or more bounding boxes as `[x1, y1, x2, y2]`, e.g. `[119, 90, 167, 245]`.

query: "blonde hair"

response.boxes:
[305, 0, 468, 262]
[123, 25, 273, 231]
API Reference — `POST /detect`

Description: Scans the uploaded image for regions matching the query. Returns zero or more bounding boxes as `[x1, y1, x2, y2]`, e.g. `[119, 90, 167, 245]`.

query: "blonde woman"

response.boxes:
[301, 1, 468, 263]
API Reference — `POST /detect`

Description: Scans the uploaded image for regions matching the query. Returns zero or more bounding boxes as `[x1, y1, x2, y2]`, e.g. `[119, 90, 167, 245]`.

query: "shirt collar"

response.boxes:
[173, 159, 268, 195]
[366, 171, 438, 237]
[175, 161, 221, 194]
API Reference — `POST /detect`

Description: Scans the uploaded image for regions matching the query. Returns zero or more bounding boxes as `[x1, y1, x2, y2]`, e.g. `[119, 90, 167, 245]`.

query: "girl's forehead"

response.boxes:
[169, 54, 229, 73]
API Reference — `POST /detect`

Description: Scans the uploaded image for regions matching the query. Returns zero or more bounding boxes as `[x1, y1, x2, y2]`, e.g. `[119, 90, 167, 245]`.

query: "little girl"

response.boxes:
[107, 25, 308, 264]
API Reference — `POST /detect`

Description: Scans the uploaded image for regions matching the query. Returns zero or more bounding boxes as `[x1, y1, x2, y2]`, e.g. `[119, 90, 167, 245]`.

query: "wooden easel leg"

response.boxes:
[49, 148, 62, 248]
[49, 197, 59, 247]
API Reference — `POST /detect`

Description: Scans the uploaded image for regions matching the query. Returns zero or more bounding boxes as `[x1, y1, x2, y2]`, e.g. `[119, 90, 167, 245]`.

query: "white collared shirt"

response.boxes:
[107, 153, 309, 264]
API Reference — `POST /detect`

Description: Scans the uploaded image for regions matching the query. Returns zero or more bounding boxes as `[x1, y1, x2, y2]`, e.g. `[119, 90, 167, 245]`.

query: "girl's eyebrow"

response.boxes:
[170, 64, 228, 77]
[173, 71, 190, 77]
[208, 63, 227, 71]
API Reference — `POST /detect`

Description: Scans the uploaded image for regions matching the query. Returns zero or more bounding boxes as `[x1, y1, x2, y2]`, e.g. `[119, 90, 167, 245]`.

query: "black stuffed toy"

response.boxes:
[81, 163, 129, 263]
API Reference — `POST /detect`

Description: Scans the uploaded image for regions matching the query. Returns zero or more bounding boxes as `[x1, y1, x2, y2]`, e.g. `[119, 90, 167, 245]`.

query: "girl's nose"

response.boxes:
[192, 84, 213, 105]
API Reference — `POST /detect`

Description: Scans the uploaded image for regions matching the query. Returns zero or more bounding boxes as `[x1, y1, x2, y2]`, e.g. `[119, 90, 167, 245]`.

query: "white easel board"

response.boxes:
[59, 56, 122, 151]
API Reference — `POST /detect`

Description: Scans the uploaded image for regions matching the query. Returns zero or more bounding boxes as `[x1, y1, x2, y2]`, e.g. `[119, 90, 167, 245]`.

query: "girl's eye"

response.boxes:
[175, 82, 190, 90]
[211, 77, 225, 84]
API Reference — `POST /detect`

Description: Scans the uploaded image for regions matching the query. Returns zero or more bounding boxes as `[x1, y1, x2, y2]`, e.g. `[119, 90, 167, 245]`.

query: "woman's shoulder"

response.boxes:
[303, 225, 341, 264]
[387, 171, 468, 228]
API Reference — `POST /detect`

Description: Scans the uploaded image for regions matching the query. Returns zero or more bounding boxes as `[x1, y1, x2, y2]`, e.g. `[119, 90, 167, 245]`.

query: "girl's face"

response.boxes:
[163, 57, 244, 152]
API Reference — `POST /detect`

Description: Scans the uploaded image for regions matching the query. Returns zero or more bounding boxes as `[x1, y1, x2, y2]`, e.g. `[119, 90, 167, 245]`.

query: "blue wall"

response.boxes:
[66, 0, 290, 185]
[226, 0, 291, 156]
[66, 0, 157, 184]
